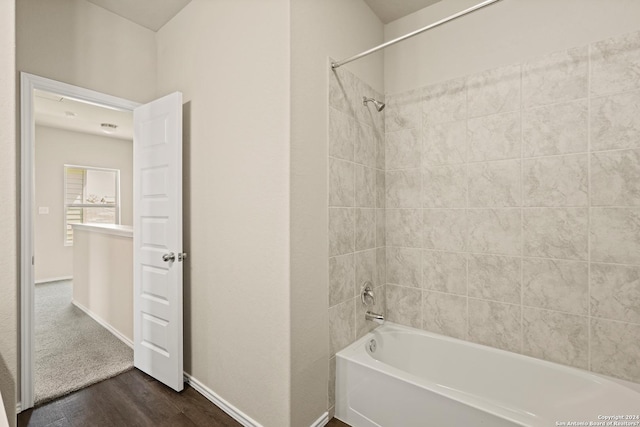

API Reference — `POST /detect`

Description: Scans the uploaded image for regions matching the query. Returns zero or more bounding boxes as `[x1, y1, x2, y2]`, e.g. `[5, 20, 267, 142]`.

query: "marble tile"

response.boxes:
[376, 208, 386, 248]
[591, 208, 640, 264]
[591, 149, 640, 206]
[386, 247, 421, 288]
[423, 209, 467, 251]
[355, 165, 375, 208]
[591, 90, 640, 151]
[522, 308, 588, 369]
[591, 263, 640, 324]
[423, 251, 467, 295]
[328, 299, 355, 356]
[386, 128, 421, 170]
[386, 209, 422, 248]
[591, 319, 640, 383]
[355, 208, 376, 251]
[385, 169, 421, 208]
[591, 30, 640, 96]
[386, 89, 421, 133]
[385, 285, 422, 328]
[355, 122, 377, 168]
[423, 120, 467, 166]
[523, 154, 588, 207]
[523, 258, 588, 315]
[468, 160, 521, 208]
[422, 291, 467, 340]
[329, 68, 354, 117]
[422, 78, 466, 125]
[328, 357, 336, 409]
[329, 107, 355, 161]
[355, 249, 377, 290]
[523, 208, 588, 260]
[467, 112, 521, 162]
[376, 170, 385, 209]
[376, 247, 386, 285]
[468, 254, 521, 304]
[522, 46, 588, 108]
[329, 158, 354, 207]
[467, 64, 521, 118]
[522, 100, 588, 157]
[422, 165, 467, 208]
[329, 254, 355, 307]
[357, 284, 386, 338]
[467, 209, 521, 256]
[329, 208, 354, 256]
[468, 299, 521, 353]
[375, 126, 385, 170]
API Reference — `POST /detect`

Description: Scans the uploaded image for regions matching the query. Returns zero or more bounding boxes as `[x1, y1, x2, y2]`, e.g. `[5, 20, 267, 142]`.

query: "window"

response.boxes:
[64, 165, 120, 245]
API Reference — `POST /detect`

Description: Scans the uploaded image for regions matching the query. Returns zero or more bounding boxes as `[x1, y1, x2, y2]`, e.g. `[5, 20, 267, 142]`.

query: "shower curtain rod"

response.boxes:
[331, 0, 503, 69]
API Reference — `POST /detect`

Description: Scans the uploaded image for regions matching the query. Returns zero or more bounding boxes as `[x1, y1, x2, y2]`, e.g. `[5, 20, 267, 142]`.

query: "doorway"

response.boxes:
[32, 89, 135, 404]
[21, 73, 185, 411]
[20, 73, 141, 410]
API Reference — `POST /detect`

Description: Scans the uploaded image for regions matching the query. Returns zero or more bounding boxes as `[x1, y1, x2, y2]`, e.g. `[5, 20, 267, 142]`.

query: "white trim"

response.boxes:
[183, 373, 264, 427]
[20, 72, 140, 411]
[72, 223, 133, 238]
[71, 300, 133, 349]
[309, 412, 329, 427]
[34, 275, 73, 285]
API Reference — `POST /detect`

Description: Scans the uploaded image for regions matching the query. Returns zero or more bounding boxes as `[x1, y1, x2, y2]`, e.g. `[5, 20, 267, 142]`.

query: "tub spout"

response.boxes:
[365, 310, 385, 325]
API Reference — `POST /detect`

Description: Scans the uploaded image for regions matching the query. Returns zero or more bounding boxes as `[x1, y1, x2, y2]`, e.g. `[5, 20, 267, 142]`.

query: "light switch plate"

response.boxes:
[38, 207, 49, 214]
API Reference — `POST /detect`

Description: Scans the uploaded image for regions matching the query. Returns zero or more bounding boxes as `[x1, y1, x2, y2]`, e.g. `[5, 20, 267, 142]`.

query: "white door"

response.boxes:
[133, 92, 184, 391]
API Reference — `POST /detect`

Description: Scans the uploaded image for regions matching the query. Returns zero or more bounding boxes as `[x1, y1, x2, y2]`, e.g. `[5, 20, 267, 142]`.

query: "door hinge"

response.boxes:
[32, 255, 35, 265]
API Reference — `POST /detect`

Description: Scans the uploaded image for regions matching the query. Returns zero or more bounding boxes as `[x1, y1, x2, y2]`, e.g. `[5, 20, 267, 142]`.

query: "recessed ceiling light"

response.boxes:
[101, 123, 118, 134]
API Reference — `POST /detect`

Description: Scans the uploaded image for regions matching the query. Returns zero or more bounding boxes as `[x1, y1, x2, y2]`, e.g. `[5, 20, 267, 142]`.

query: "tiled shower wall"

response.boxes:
[384, 30, 640, 383]
[327, 65, 385, 410]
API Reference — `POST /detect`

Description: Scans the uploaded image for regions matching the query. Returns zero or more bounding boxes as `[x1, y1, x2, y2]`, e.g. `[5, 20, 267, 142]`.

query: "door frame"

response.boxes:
[20, 73, 140, 410]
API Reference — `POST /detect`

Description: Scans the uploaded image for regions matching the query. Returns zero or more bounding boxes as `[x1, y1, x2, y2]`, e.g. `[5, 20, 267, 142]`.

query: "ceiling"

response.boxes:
[85, 0, 439, 32]
[86, 0, 191, 31]
[35, 90, 133, 141]
[363, 0, 444, 24]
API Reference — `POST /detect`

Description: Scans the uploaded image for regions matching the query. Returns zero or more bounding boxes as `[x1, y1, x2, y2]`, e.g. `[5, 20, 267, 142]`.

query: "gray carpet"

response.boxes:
[35, 280, 133, 404]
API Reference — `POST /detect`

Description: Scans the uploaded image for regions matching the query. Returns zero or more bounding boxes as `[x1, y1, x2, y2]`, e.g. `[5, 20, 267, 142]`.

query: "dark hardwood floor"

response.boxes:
[19, 368, 242, 427]
[18, 368, 352, 427]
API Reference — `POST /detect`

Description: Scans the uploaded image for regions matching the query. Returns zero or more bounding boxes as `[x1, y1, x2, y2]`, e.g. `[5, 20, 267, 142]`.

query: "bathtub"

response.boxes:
[335, 322, 640, 427]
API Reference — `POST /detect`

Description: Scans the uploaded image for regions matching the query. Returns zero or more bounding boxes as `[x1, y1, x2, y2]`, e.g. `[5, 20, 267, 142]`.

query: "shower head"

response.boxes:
[363, 96, 385, 112]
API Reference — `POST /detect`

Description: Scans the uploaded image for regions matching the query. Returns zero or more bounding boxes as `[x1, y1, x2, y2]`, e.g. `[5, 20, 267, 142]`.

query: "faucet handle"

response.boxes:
[361, 282, 375, 306]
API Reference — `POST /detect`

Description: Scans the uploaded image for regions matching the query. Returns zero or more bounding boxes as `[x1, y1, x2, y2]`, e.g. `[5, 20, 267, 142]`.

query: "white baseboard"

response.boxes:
[183, 373, 264, 427]
[310, 412, 329, 427]
[184, 373, 329, 427]
[71, 300, 133, 349]
[35, 276, 72, 284]
[16, 402, 21, 413]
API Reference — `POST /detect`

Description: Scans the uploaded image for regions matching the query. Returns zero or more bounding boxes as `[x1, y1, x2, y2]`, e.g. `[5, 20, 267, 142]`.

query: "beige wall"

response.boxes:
[290, 0, 384, 422]
[17, 0, 157, 103]
[73, 228, 133, 342]
[385, 0, 640, 93]
[35, 125, 132, 282]
[156, 1, 292, 425]
[0, 0, 16, 425]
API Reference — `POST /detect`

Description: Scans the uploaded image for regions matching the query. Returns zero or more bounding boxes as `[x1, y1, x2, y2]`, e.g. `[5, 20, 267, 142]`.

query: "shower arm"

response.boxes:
[331, 0, 503, 69]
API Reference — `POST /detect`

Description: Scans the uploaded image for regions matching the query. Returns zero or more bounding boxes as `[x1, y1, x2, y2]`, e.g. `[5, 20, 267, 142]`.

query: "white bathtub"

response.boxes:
[336, 322, 640, 427]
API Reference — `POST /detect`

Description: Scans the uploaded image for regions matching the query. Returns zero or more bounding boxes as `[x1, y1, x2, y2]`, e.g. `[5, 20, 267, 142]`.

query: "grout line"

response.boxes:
[465, 77, 471, 341]
[587, 42, 593, 373]
[519, 63, 525, 355]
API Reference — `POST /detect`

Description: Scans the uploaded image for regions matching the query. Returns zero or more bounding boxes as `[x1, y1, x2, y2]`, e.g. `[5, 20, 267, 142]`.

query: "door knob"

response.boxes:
[162, 252, 176, 262]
